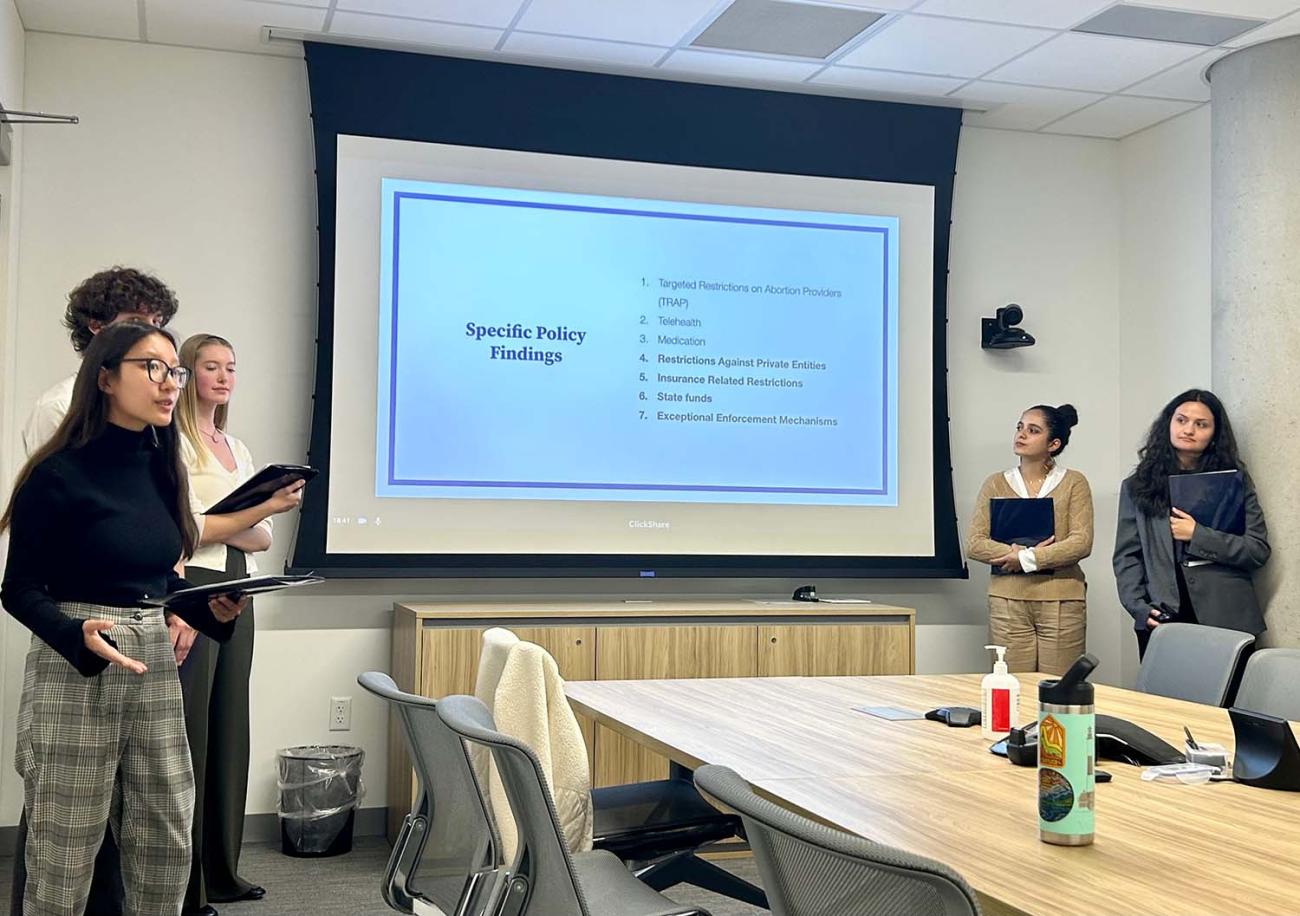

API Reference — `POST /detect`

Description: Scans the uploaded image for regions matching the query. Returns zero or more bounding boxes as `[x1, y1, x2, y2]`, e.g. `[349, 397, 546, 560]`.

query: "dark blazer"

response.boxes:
[1113, 474, 1270, 636]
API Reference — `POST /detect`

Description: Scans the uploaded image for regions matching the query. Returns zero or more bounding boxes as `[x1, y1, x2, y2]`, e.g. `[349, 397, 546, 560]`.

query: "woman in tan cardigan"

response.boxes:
[967, 404, 1093, 675]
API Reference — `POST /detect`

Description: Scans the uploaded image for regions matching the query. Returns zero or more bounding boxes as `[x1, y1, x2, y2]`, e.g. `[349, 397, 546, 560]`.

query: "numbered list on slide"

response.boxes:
[376, 179, 899, 506]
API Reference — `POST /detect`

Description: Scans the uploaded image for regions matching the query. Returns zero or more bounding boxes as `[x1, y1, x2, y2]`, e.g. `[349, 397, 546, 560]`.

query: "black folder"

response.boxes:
[204, 464, 318, 515]
[989, 498, 1055, 547]
[141, 574, 324, 611]
[1168, 469, 1245, 535]
[1169, 469, 1244, 563]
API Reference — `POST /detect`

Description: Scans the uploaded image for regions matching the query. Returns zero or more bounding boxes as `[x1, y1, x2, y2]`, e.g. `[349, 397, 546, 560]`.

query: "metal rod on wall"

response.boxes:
[0, 108, 79, 125]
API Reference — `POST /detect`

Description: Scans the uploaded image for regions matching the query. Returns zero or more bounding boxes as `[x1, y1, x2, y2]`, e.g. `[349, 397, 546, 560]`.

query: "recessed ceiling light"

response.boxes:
[691, 0, 884, 60]
[1073, 4, 1265, 47]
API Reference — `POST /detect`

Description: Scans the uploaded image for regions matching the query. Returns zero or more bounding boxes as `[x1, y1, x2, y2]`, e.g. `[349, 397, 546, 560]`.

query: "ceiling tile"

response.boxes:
[18, 0, 140, 40]
[951, 80, 1102, 130]
[333, 0, 524, 29]
[1074, 5, 1266, 47]
[809, 66, 966, 97]
[985, 31, 1203, 92]
[912, 0, 1111, 30]
[516, 0, 720, 46]
[813, 0, 921, 10]
[1123, 50, 1224, 101]
[1121, 0, 1300, 18]
[327, 10, 502, 49]
[659, 48, 823, 82]
[836, 15, 1052, 78]
[690, 0, 883, 60]
[148, 0, 325, 54]
[503, 31, 667, 67]
[244, 0, 329, 7]
[1042, 95, 1199, 138]
[1223, 9, 1300, 47]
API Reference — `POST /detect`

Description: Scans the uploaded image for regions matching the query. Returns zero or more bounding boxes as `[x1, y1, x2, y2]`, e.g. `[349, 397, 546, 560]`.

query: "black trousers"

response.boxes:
[179, 549, 257, 910]
[1137, 563, 1199, 660]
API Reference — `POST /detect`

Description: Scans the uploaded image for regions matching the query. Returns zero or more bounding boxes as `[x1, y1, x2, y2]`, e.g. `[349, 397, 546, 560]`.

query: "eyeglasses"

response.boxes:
[119, 357, 191, 388]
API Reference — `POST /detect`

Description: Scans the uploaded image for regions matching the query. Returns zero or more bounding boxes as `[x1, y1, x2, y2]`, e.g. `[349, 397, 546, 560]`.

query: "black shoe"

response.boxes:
[210, 886, 266, 903]
[183, 906, 218, 916]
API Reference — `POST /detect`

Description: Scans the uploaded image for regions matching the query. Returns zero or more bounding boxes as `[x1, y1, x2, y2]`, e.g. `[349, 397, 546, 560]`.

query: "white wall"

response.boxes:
[0, 0, 24, 829]
[2, 32, 1212, 825]
[948, 126, 1128, 685]
[1116, 105, 1213, 682]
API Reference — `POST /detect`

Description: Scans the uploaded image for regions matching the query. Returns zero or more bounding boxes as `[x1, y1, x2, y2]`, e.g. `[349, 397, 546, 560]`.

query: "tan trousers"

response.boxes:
[988, 597, 1086, 676]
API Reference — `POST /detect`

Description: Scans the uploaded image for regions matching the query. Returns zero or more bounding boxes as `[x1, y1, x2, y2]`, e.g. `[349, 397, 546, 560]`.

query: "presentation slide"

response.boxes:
[377, 179, 897, 507]
[328, 137, 936, 558]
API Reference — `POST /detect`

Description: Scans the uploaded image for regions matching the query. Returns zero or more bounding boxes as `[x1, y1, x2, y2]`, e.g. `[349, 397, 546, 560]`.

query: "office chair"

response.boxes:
[694, 764, 981, 916]
[437, 694, 711, 916]
[356, 671, 501, 915]
[475, 630, 766, 908]
[1233, 648, 1300, 721]
[1135, 623, 1254, 707]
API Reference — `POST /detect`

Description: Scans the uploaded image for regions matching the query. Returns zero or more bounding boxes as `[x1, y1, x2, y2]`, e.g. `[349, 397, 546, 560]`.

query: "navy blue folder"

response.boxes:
[989, 497, 1055, 547]
[1169, 470, 1245, 562]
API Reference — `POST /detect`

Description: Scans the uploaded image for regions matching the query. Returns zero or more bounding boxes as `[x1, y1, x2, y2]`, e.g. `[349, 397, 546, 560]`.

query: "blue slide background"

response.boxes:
[376, 178, 898, 506]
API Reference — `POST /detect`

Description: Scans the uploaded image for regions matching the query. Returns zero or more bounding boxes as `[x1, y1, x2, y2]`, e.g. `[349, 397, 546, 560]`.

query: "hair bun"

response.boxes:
[1057, 404, 1079, 429]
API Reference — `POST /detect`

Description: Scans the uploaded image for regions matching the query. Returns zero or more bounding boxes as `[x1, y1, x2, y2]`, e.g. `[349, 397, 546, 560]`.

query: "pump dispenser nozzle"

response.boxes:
[985, 644, 1009, 674]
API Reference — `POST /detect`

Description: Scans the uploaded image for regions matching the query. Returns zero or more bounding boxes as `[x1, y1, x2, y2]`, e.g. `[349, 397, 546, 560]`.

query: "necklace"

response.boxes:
[199, 425, 223, 445]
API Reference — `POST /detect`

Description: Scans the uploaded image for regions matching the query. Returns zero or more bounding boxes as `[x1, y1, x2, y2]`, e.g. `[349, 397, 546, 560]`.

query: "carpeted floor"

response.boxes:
[0, 839, 767, 915]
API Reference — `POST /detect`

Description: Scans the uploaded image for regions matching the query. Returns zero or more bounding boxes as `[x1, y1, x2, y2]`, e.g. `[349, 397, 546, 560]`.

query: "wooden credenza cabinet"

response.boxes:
[386, 600, 915, 841]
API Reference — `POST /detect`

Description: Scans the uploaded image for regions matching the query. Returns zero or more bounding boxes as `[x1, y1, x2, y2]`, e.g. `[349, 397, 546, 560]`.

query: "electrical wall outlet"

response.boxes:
[330, 696, 352, 731]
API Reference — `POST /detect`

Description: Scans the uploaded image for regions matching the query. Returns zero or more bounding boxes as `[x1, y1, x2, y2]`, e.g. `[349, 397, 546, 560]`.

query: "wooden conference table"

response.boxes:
[564, 673, 1300, 916]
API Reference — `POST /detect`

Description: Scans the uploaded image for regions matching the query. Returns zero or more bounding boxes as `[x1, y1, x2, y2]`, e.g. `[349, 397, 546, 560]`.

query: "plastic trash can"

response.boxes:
[277, 745, 366, 857]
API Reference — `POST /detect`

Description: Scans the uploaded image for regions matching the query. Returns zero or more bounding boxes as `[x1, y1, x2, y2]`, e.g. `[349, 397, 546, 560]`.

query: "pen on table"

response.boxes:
[1184, 726, 1200, 750]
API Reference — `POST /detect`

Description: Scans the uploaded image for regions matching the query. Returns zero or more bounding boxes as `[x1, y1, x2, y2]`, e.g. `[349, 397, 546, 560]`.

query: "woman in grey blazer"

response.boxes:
[1113, 389, 1269, 658]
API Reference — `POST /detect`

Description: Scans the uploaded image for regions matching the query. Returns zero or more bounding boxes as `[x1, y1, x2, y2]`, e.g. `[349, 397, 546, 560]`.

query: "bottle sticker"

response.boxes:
[1040, 714, 1066, 768]
[992, 688, 1010, 732]
[1039, 768, 1075, 822]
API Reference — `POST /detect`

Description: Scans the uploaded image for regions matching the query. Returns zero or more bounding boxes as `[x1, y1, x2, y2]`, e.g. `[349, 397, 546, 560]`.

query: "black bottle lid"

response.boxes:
[1039, 653, 1098, 705]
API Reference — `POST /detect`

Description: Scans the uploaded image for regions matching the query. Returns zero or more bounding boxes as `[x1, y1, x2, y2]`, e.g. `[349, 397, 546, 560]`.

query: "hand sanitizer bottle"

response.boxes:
[981, 645, 1020, 740]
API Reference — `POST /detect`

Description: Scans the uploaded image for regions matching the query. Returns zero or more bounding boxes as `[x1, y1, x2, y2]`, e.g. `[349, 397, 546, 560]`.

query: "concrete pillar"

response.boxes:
[1209, 36, 1300, 647]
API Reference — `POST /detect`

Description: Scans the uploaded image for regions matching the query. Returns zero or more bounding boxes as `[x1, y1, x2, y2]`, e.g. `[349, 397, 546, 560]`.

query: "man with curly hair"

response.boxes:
[13, 266, 180, 916]
[21, 266, 180, 454]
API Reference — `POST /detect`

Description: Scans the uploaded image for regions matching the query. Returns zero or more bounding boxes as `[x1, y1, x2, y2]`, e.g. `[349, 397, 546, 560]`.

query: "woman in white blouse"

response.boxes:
[175, 333, 303, 916]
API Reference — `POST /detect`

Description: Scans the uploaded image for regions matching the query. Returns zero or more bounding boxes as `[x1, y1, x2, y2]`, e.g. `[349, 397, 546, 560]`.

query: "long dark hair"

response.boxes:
[1, 321, 199, 557]
[1129, 388, 1243, 517]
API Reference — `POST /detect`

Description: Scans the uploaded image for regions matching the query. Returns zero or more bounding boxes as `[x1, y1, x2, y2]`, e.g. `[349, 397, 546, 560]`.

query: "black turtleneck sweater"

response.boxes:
[2, 423, 232, 676]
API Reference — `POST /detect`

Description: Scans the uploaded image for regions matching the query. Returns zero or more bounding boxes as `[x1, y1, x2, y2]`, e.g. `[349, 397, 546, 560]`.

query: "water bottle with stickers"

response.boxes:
[1038, 653, 1098, 846]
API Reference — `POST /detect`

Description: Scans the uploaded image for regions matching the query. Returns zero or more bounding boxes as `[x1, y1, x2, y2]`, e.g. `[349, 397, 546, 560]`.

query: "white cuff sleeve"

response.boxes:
[1019, 548, 1039, 573]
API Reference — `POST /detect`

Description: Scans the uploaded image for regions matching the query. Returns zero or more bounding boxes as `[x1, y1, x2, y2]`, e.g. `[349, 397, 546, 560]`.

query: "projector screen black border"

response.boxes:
[291, 42, 966, 580]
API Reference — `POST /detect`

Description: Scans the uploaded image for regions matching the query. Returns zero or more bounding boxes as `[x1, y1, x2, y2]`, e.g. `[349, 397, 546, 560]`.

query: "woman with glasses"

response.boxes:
[0, 322, 247, 916]
[174, 333, 302, 916]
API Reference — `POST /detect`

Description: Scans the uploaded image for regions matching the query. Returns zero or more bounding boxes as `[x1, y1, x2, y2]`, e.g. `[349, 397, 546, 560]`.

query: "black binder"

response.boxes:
[989, 497, 1055, 547]
[1168, 469, 1245, 535]
[141, 574, 324, 611]
[204, 464, 318, 515]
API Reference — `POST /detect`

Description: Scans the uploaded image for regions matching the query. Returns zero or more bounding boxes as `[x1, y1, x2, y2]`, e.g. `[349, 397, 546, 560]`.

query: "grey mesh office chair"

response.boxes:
[694, 765, 980, 916]
[436, 695, 710, 916]
[357, 672, 503, 915]
[1233, 648, 1300, 721]
[1134, 623, 1255, 707]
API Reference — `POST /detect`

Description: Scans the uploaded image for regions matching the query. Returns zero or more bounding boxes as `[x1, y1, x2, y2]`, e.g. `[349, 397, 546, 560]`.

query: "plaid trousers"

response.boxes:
[15, 602, 194, 916]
